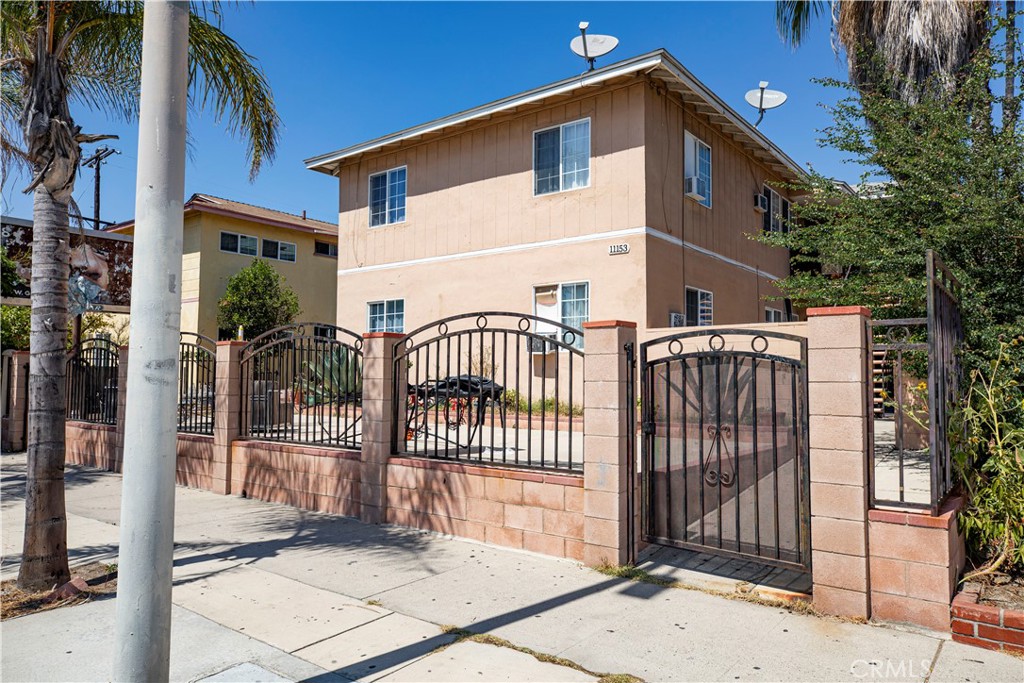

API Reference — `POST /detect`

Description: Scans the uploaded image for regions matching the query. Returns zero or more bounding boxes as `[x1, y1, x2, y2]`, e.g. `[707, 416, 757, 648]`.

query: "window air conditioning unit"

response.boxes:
[529, 332, 557, 355]
[754, 193, 769, 213]
[669, 312, 686, 328]
[684, 176, 706, 201]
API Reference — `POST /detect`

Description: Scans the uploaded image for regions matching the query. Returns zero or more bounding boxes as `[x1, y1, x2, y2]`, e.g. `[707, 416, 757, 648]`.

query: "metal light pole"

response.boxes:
[113, 2, 188, 680]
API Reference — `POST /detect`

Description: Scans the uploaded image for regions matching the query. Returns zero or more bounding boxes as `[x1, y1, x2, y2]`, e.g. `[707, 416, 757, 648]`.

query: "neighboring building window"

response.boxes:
[367, 299, 404, 333]
[685, 287, 713, 326]
[261, 238, 296, 262]
[762, 185, 791, 233]
[684, 131, 712, 208]
[765, 307, 786, 323]
[533, 281, 589, 349]
[534, 119, 590, 195]
[369, 167, 407, 226]
[220, 231, 257, 256]
[313, 325, 335, 339]
[314, 240, 338, 257]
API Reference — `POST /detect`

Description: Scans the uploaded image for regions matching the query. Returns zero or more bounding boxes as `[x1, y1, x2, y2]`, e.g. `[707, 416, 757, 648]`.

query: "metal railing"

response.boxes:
[67, 336, 119, 425]
[178, 332, 216, 435]
[871, 250, 963, 513]
[640, 329, 811, 572]
[392, 312, 585, 472]
[240, 323, 363, 448]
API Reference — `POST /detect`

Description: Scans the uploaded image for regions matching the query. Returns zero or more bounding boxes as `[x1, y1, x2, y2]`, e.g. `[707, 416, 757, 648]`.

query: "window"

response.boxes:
[313, 325, 335, 339]
[369, 167, 407, 227]
[533, 281, 589, 349]
[220, 231, 257, 256]
[684, 131, 712, 207]
[261, 238, 296, 262]
[765, 307, 786, 323]
[314, 240, 338, 257]
[685, 287, 713, 327]
[534, 119, 590, 195]
[367, 299, 404, 333]
[762, 185, 791, 233]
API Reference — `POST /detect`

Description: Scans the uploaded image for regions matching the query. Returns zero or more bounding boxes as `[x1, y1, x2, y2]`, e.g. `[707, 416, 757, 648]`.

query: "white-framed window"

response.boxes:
[533, 281, 589, 349]
[369, 167, 407, 227]
[314, 240, 338, 257]
[220, 231, 258, 256]
[684, 131, 712, 208]
[762, 185, 791, 233]
[261, 238, 296, 262]
[765, 307, 786, 323]
[685, 287, 713, 327]
[533, 118, 591, 196]
[367, 299, 404, 333]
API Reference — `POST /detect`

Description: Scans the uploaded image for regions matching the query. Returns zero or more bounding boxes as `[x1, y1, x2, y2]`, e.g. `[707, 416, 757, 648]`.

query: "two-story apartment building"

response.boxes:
[306, 50, 804, 338]
[112, 194, 339, 340]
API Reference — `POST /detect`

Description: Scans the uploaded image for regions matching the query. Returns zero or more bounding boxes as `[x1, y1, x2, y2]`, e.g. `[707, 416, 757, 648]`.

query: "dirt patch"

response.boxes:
[976, 574, 1024, 612]
[1, 562, 118, 621]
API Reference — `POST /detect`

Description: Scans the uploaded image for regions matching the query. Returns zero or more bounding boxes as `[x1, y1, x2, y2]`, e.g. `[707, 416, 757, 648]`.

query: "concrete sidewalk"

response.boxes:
[2, 453, 1021, 683]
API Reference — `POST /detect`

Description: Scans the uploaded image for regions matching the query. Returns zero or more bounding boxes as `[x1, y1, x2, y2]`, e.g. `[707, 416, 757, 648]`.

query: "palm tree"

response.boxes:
[1, 1, 279, 590]
[776, 1, 990, 103]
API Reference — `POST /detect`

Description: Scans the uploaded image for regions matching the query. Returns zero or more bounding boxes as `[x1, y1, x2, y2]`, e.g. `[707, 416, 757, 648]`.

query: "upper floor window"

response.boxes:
[534, 119, 590, 196]
[684, 131, 712, 208]
[369, 167, 406, 227]
[368, 299, 404, 333]
[762, 185, 791, 233]
[262, 238, 296, 262]
[765, 307, 786, 323]
[314, 240, 338, 257]
[685, 287, 713, 326]
[220, 231, 258, 256]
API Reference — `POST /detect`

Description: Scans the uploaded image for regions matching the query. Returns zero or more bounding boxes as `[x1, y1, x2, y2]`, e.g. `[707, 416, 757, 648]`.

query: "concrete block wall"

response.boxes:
[1, 350, 29, 452]
[65, 422, 119, 470]
[868, 496, 966, 632]
[387, 456, 584, 559]
[175, 434, 215, 489]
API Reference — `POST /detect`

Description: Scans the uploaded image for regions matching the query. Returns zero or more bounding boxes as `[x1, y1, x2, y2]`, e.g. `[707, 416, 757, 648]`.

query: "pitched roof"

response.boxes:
[110, 193, 338, 236]
[304, 49, 806, 182]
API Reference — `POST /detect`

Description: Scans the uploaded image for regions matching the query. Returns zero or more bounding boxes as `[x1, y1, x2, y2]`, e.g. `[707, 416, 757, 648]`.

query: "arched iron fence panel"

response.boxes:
[392, 312, 585, 472]
[178, 332, 216, 435]
[640, 329, 811, 573]
[67, 336, 120, 425]
[240, 323, 363, 448]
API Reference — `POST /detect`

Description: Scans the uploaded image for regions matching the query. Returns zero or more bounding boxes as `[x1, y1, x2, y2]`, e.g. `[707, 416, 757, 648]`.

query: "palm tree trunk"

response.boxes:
[17, 185, 71, 591]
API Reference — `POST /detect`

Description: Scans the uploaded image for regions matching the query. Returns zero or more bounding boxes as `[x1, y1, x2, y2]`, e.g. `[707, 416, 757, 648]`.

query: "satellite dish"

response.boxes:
[744, 81, 788, 127]
[570, 22, 618, 71]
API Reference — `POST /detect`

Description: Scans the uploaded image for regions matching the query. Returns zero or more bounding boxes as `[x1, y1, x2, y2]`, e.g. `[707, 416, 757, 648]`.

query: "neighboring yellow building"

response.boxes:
[112, 194, 338, 340]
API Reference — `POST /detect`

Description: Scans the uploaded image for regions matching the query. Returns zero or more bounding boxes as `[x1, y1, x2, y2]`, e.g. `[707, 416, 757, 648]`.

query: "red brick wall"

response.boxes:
[231, 440, 361, 517]
[66, 421, 120, 471]
[867, 497, 966, 632]
[951, 587, 1024, 654]
[387, 457, 585, 560]
[176, 434, 214, 490]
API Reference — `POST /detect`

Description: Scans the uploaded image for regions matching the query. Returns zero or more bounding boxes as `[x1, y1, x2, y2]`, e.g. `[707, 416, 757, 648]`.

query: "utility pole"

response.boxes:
[81, 146, 118, 230]
[112, 2, 188, 681]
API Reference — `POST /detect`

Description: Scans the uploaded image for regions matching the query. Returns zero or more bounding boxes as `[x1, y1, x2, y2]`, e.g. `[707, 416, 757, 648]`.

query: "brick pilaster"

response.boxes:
[806, 306, 873, 619]
[1, 350, 29, 451]
[212, 341, 244, 495]
[114, 346, 129, 470]
[360, 332, 402, 524]
[581, 320, 637, 567]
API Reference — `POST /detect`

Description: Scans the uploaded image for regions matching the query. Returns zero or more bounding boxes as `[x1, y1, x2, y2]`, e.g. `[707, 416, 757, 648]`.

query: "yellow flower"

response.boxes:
[916, 381, 927, 392]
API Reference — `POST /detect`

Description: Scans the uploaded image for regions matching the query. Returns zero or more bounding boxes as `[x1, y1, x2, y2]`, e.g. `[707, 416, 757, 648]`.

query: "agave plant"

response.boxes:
[299, 346, 363, 407]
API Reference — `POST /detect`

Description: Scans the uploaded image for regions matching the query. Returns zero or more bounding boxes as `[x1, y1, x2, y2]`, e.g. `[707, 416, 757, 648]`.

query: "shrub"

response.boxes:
[216, 259, 300, 340]
[0, 305, 30, 351]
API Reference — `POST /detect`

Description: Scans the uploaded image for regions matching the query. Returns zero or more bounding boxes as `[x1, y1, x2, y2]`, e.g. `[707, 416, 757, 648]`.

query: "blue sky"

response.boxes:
[1, 1, 856, 225]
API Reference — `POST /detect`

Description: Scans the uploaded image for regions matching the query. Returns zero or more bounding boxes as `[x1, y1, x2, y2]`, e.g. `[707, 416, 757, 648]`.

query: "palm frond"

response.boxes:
[776, 0, 829, 49]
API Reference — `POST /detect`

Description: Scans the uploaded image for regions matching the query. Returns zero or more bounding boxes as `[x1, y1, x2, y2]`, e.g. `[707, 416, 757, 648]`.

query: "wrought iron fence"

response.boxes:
[640, 329, 811, 572]
[178, 332, 216, 435]
[67, 336, 119, 424]
[392, 312, 585, 472]
[240, 323, 363, 448]
[871, 251, 963, 513]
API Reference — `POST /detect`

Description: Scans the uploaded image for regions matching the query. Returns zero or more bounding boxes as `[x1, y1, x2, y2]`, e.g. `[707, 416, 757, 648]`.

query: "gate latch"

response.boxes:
[642, 421, 655, 436]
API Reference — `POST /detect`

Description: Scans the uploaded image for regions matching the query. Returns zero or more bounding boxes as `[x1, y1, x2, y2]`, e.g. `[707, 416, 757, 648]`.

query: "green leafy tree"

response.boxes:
[1, 305, 30, 351]
[1, 1, 279, 590]
[1, 246, 24, 296]
[217, 259, 300, 340]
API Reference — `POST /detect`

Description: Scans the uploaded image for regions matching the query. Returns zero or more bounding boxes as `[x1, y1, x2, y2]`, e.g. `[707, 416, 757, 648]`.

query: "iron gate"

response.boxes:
[640, 329, 811, 572]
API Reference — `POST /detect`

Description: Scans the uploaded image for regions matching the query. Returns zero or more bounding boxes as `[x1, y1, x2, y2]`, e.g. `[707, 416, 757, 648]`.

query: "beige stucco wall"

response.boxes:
[336, 78, 648, 270]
